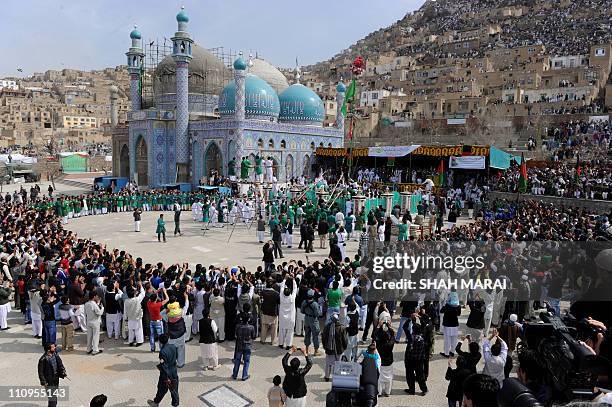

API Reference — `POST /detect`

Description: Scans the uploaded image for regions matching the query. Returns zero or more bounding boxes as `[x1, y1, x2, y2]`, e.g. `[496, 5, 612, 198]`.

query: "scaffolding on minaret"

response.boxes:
[140, 41, 251, 110]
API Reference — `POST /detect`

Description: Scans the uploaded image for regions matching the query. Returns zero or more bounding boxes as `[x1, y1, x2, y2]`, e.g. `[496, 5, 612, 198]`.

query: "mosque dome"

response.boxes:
[130, 27, 141, 40]
[153, 43, 229, 97]
[233, 56, 247, 71]
[218, 74, 280, 119]
[336, 81, 346, 93]
[176, 8, 189, 23]
[278, 83, 325, 125]
[248, 58, 289, 94]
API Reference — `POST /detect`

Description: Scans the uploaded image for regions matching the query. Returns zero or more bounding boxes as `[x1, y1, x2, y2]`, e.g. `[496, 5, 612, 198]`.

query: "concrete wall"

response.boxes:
[489, 191, 612, 213]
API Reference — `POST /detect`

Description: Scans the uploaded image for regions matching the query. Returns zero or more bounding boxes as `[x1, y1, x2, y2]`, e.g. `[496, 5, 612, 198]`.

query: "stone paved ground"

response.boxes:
[1, 188, 480, 407]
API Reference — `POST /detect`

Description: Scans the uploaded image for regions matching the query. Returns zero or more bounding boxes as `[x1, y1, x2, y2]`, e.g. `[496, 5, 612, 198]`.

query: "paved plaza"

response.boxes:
[0, 184, 477, 407]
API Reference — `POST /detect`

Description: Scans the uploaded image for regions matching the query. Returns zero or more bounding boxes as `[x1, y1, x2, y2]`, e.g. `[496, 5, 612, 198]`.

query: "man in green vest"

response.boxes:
[255, 155, 263, 183]
[398, 218, 409, 242]
[240, 157, 251, 181]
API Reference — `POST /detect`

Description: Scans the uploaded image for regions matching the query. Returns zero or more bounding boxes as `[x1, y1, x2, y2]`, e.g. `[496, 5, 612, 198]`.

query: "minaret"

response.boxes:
[294, 65, 301, 84]
[109, 85, 119, 127]
[233, 53, 248, 167]
[126, 25, 144, 111]
[171, 6, 193, 181]
[335, 79, 346, 130]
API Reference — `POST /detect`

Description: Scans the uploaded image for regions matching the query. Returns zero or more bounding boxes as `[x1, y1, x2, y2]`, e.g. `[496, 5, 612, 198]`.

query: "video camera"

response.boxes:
[325, 358, 378, 407]
[498, 378, 543, 407]
[522, 312, 609, 404]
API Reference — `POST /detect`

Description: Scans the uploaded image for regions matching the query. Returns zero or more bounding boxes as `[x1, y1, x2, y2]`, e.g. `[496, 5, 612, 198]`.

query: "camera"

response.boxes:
[522, 312, 611, 404]
[326, 358, 378, 407]
[498, 378, 543, 407]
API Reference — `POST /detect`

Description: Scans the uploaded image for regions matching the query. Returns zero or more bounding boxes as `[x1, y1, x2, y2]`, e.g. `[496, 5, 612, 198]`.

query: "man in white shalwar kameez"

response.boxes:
[208, 203, 218, 228]
[278, 279, 298, 349]
[192, 201, 201, 221]
[228, 205, 238, 225]
[265, 158, 274, 183]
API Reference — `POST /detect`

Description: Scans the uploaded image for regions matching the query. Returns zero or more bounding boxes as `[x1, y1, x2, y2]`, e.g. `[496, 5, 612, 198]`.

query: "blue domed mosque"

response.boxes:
[113, 7, 345, 188]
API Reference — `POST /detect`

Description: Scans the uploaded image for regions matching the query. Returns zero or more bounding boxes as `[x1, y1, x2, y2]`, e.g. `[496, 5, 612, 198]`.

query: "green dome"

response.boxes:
[279, 84, 325, 124]
[233, 57, 247, 71]
[176, 8, 189, 23]
[130, 27, 141, 40]
[219, 74, 280, 119]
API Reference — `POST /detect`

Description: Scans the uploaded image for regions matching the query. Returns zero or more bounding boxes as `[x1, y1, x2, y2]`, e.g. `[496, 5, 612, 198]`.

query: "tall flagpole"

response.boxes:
[347, 56, 364, 181]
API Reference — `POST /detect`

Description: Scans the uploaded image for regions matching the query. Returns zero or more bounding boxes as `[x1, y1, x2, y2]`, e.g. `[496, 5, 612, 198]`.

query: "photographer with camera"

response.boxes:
[282, 346, 313, 407]
[516, 347, 550, 404]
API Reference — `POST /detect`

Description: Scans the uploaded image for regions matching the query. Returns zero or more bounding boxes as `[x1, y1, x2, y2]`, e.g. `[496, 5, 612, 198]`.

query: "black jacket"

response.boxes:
[38, 353, 66, 385]
[466, 300, 485, 330]
[322, 322, 348, 355]
[261, 288, 280, 316]
[455, 342, 481, 373]
[373, 328, 395, 366]
[282, 352, 313, 398]
[199, 317, 216, 344]
[441, 304, 461, 327]
[445, 366, 472, 400]
[300, 223, 307, 238]
[306, 224, 315, 240]
[262, 244, 274, 263]
[167, 317, 186, 340]
[318, 220, 329, 235]
[272, 228, 282, 242]
[330, 244, 342, 263]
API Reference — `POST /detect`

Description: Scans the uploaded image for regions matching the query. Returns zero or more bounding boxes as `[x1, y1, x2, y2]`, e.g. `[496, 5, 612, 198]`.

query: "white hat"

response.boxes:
[510, 314, 518, 322]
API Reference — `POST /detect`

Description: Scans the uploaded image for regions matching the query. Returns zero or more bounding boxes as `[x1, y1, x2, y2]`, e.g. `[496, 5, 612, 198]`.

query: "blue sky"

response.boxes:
[1, 0, 424, 77]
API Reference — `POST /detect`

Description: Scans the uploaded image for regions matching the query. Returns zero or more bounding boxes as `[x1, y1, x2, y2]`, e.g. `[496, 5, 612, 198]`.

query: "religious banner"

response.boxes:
[398, 183, 444, 194]
[315, 147, 369, 157]
[412, 145, 463, 157]
[373, 182, 444, 194]
[449, 155, 486, 170]
[368, 145, 420, 157]
[470, 145, 490, 156]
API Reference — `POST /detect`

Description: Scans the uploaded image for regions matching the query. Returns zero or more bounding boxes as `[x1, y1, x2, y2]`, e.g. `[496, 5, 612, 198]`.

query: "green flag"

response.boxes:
[341, 78, 356, 116]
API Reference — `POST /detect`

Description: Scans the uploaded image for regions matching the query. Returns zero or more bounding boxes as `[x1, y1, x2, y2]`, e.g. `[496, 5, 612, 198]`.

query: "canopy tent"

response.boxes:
[489, 147, 522, 170]
[0, 154, 37, 165]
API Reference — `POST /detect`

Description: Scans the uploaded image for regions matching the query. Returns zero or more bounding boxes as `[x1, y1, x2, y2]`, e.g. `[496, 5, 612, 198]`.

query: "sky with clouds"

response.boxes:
[1, 0, 424, 77]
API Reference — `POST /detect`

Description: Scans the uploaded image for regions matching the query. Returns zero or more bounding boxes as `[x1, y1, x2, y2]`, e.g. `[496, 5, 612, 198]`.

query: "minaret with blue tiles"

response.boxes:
[126, 26, 144, 111]
[335, 79, 346, 130]
[171, 6, 193, 182]
[233, 53, 247, 169]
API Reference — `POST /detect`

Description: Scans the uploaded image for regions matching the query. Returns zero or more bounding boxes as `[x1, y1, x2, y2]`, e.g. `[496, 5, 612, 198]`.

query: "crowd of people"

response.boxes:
[493, 120, 612, 199]
[2, 151, 612, 406]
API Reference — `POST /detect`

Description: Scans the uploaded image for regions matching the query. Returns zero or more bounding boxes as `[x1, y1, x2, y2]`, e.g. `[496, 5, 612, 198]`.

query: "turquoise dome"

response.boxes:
[218, 74, 280, 119]
[336, 81, 346, 93]
[130, 28, 141, 40]
[176, 9, 189, 23]
[233, 57, 247, 71]
[279, 84, 325, 124]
